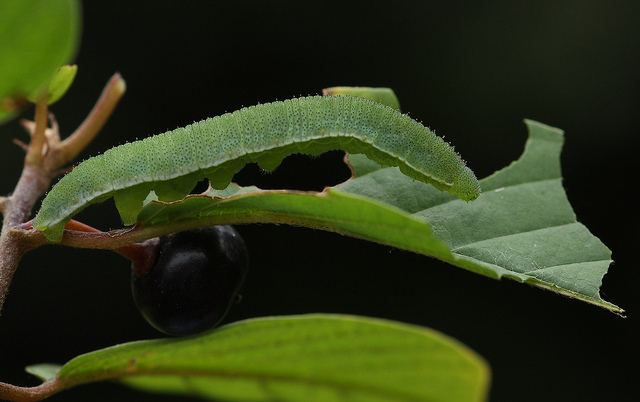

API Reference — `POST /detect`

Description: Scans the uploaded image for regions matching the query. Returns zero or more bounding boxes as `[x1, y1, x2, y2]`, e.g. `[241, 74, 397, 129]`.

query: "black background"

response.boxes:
[1, 1, 638, 401]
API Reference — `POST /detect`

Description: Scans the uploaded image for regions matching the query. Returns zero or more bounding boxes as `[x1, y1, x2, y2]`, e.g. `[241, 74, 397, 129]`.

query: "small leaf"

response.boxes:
[44, 64, 78, 105]
[323, 86, 401, 110]
[0, 0, 81, 123]
[48, 315, 489, 401]
[25, 363, 62, 382]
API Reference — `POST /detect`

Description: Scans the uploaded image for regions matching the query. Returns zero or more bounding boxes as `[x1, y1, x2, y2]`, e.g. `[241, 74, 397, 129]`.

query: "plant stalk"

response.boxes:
[0, 378, 61, 402]
[0, 151, 52, 315]
[0, 73, 126, 316]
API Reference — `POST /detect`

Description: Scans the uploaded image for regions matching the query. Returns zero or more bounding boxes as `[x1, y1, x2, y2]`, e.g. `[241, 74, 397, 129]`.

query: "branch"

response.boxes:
[47, 73, 126, 170]
[0, 197, 8, 214]
[0, 165, 50, 313]
[0, 378, 62, 402]
[59, 219, 158, 263]
[1, 74, 126, 316]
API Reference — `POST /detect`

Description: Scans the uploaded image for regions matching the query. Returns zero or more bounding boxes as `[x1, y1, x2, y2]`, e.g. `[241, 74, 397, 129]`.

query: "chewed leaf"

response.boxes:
[340, 120, 619, 312]
[131, 120, 619, 312]
[34, 95, 480, 241]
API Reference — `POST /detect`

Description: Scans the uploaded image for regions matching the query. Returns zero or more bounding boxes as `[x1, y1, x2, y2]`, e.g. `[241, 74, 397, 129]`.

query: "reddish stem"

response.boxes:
[62, 220, 159, 268]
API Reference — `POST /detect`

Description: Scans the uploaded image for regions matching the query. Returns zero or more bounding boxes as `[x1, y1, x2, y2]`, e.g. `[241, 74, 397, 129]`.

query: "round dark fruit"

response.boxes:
[131, 226, 249, 336]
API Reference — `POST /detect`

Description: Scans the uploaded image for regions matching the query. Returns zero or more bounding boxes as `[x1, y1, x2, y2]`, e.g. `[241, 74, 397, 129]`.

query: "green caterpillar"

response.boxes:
[34, 95, 481, 241]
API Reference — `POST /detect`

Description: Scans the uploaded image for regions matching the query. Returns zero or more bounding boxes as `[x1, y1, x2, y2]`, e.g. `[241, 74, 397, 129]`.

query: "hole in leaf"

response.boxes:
[232, 150, 351, 191]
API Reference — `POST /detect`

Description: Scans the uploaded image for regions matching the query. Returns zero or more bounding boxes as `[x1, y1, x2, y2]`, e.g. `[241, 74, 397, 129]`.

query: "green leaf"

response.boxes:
[0, 0, 81, 123]
[323, 86, 401, 110]
[134, 120, 619, 312]
[45, 64, 78, 105]
[39, 315, 489, 401]
[138, 185, 451, 261]
[25, 363, 62, 382]
[341, 120, 618, 311]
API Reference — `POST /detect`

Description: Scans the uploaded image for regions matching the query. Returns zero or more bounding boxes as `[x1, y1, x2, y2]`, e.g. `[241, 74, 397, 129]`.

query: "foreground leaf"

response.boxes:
[25, 315, 489, 402]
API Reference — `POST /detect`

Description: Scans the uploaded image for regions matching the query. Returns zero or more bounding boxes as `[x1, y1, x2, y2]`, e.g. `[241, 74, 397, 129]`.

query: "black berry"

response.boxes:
[131, 226, 249, 336]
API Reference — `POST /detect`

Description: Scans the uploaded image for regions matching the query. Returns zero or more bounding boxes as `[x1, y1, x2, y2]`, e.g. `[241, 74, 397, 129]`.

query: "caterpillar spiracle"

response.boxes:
[34, 95, 481, 241]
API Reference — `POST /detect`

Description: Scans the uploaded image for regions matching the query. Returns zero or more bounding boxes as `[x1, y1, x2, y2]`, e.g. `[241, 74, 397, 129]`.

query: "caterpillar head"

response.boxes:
[452, 166, 481, 201]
